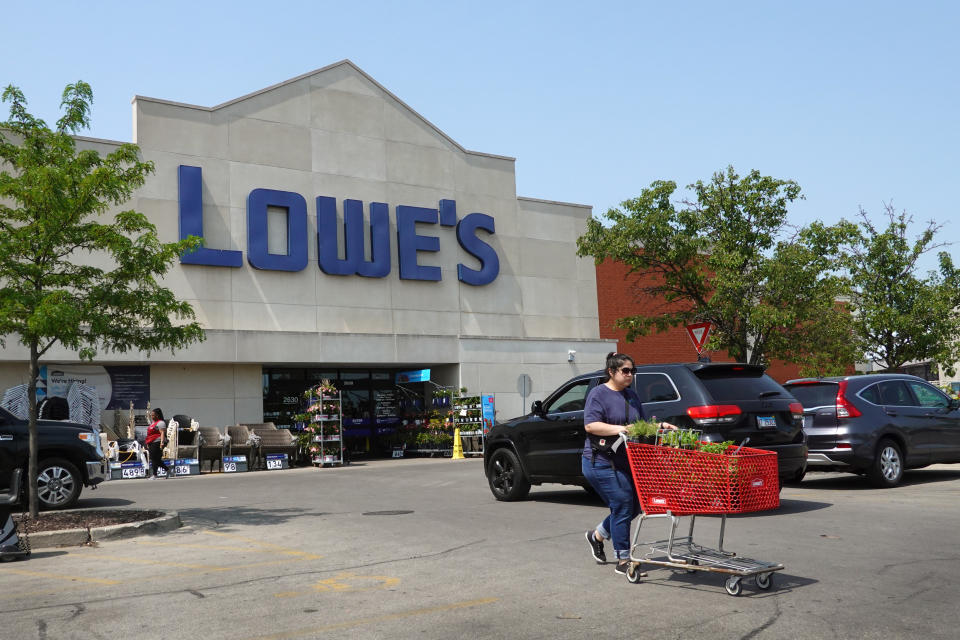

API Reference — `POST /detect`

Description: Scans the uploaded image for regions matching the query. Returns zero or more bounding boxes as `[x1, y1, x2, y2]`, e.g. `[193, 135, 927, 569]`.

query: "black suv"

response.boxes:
[783, 373, 960, 487]
[0, 407, 108, 509]
[484, 362, 807, 500]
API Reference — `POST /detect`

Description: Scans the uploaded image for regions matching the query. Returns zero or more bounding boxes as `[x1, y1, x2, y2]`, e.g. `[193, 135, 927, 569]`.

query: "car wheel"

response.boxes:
[36, 458, 82, 510]
[785, 465, 807, 485]
[868, 439, 903, 488]
[486, 448, 530, 501]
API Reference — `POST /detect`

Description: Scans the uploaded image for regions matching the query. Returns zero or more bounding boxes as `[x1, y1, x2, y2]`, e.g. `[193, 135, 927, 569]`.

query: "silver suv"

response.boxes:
[784, 373, 960, 487]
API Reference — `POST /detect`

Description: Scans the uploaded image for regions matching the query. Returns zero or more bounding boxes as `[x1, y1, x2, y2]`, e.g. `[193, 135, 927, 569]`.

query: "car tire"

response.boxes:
[36, 458, 82, 510]
[486, 448, 530, 501]
[868, 439, 903, 488]
[784, 465, 807, 486]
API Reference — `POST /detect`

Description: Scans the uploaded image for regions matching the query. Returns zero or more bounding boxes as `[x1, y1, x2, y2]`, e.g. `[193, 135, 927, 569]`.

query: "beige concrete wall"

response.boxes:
[130, 60, 601, 344]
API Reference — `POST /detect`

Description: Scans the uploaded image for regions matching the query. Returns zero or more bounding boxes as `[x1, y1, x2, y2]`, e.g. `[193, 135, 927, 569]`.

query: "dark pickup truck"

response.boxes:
[0, 406, 109, 509]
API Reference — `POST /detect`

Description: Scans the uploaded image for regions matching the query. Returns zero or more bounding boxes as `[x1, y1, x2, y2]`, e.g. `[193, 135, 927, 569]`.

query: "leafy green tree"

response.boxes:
[577, 166, 858, 370]
[846, 204, 960, 374]
[0, 82, 203, 516]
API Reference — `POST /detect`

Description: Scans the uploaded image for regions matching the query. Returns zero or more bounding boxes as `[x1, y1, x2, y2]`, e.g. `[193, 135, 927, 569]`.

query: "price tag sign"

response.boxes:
[121, 464, 147, 479]
[265, 453, 289, 470]
[222, 455, 247, 472]
[172, 458, 200, 476]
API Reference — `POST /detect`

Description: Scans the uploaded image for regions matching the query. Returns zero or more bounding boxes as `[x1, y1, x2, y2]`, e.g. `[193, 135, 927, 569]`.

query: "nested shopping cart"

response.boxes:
[624, 434, 784, 596]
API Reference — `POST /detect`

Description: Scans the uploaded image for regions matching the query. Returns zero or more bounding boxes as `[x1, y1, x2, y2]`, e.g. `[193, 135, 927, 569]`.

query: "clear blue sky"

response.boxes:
[4, 1, 957, 271]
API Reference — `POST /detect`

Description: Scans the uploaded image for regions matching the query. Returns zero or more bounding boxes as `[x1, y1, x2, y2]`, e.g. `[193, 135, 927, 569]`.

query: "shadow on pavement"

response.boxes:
[24, 550, 69, 560]
[640, 569, 817, 596]
[75, 497, 137, 508]
[527, 488, 605, 506]
[790, 468, 960, 491]
[727, 497, 832, 518]
[177, 505, 330, 529]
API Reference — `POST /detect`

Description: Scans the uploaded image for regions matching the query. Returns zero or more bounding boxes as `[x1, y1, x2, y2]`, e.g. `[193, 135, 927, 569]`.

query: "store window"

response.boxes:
[263, 367, 432, 457]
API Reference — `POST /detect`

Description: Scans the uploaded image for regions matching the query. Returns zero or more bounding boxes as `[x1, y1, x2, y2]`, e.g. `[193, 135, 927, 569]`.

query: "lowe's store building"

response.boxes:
[0, 60, 615, 452]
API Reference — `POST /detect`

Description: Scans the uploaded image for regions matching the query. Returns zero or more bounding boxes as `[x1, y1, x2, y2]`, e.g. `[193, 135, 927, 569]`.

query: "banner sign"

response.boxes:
[396, 369, 430, 383]
[481, 394, 495, 435]
[39, 364, 150, 410]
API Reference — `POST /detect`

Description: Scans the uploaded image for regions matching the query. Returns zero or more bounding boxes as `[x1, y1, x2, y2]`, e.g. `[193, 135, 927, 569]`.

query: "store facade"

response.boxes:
[0, 60, 615, 450]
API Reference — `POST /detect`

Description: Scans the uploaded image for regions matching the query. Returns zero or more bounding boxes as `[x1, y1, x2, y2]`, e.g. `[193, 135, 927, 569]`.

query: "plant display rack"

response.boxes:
[453, 394, 484, 457]
[314, 390, 343, 466]
[297, 381, 343, 467]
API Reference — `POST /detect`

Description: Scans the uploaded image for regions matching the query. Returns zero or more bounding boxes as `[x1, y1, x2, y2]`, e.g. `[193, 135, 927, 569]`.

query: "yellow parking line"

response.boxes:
[1, 568, 120, 585]
[91, 555, 300, 573]
[100, 557, 235, 571]
[136, 540, 276, 553]
[201, 530, 324, 560]
[246, 598, 499, 639]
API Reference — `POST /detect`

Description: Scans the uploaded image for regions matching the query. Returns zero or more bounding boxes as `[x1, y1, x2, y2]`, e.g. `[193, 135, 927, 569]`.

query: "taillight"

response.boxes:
[836, 380, 862, 418]
[687, 404, 741, 424]
[789, 402, 803, 419]
[77, 433, 94, 442]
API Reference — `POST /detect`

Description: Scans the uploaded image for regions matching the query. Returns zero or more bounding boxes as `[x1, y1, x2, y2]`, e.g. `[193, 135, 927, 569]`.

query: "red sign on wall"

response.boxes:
[685, 322, 713, 354]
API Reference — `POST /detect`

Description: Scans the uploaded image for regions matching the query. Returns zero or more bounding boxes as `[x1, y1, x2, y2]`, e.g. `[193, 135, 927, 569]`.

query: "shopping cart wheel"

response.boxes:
[626, 563, 645, 583]
[755, 572, 773, 590]
[724, 576, 742, 596]
[685, 559, 699, 574]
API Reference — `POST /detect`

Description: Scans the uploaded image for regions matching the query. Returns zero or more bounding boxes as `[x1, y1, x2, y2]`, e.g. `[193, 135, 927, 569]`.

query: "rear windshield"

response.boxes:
[784, 383, 838, 409]
[693, 368, 788, 402]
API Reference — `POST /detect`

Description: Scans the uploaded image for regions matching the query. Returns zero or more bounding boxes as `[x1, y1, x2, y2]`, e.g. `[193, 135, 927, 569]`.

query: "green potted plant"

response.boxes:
[627, 418, 660, 443]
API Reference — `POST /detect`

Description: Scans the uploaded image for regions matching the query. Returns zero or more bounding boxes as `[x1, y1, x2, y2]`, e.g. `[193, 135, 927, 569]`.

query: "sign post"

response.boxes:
[685, 322, 713, 355]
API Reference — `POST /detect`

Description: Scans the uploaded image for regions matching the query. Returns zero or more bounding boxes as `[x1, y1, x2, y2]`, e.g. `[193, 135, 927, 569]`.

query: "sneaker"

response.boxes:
[585, 531, 606, 564]
[614, 560, 630, 575]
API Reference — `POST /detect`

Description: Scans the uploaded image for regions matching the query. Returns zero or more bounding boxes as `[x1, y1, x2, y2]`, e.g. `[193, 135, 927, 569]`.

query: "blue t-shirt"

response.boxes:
[583, 384, 644, 468]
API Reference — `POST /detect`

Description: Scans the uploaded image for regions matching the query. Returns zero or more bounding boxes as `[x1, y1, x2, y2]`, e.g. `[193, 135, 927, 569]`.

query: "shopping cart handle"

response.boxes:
[734, 437, 750, 454]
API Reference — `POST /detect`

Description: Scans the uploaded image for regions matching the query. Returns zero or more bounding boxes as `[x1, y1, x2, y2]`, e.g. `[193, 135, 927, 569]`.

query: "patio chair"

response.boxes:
[239, 422, 277, 431]
[226, 425, 257, 470]
[250, 426, 297, 468]
[198, 426, 226, 472]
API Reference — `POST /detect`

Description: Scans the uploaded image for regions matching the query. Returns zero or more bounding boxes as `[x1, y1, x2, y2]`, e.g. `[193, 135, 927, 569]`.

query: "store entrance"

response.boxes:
[262, 367, 431, 459]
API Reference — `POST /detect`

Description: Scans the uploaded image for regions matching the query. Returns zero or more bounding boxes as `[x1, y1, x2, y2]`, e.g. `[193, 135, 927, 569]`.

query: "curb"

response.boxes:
[24, 510, 181, 549]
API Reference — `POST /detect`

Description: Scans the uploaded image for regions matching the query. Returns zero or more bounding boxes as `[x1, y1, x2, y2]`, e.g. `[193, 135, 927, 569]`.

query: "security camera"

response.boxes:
[567, 350, 576, 362]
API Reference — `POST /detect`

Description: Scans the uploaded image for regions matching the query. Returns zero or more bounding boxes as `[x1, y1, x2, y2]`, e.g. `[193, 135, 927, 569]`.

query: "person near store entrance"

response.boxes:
[582, 352, 676, 575]
[145, 408, 167, 479]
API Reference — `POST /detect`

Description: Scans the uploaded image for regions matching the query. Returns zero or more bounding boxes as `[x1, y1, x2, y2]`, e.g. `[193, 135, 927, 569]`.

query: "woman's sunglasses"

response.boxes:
[618, 367, 636, 375]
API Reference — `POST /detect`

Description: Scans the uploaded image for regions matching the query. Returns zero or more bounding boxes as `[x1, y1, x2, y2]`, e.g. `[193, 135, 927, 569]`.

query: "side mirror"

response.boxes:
[531, 400, 544, 415]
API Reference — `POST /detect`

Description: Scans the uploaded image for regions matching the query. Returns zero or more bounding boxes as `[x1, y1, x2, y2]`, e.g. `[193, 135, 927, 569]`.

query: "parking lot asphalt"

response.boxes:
[2, 458, 960, 639]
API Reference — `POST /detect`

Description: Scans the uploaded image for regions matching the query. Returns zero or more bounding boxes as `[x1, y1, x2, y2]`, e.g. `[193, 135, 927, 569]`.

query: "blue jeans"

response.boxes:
[582, 456, 639, 559]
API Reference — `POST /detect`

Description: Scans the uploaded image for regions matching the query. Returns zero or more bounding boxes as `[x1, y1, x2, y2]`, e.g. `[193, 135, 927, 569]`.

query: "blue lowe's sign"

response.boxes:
[177, 165, 499, 285]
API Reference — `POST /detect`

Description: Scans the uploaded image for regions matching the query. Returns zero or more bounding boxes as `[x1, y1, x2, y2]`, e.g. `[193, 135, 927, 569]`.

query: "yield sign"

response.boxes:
[685, 322, 713, 354]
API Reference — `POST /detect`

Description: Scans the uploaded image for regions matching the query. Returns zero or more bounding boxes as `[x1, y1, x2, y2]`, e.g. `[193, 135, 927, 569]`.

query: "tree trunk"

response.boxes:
[27, 340, 40, 518]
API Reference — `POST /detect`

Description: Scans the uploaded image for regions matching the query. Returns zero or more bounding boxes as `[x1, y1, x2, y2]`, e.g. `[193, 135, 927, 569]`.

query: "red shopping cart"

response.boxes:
[622, 435, 785, 596]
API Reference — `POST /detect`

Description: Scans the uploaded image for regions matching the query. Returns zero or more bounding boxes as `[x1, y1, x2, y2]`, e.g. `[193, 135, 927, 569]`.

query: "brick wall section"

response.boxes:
[595, 258, 804, 383]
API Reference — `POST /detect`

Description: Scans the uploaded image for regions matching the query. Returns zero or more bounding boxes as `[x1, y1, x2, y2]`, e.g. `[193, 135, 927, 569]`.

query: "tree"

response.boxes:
[0, 82, 204, 516]
[577, 166, 857, 370]
[846, 204, 960, 374]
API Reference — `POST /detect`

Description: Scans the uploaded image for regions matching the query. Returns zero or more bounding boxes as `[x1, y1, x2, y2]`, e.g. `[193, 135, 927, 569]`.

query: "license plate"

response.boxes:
[757, 416, 777, 429]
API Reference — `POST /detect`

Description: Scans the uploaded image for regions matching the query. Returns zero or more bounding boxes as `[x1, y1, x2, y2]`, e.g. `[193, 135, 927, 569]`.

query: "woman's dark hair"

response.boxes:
[152, 407, 164, 422]
[602, 352, 635, 382]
